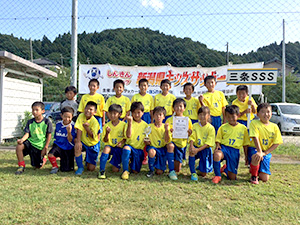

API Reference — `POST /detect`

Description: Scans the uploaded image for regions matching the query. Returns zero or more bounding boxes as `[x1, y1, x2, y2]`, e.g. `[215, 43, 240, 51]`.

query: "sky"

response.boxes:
[1, 0, 300, 54]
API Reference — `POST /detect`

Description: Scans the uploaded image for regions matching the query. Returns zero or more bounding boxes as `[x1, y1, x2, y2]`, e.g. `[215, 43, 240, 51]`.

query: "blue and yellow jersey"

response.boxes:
[232, 96, 257, 121]
[78, 93, 105, 117]
[75, 113, 100, 147]
[154, 93, 176, 116]
[102, 121, 126, 147]
[131, 93, 154, 113]
[166, 116, 193, 148]
[183, 97, 201, 120]
[202, 91, 228, 117]
[148, 123, 171, 148]
[190, 123, 215, 148]
[216, 123, 250, 149]
[249, 120, 283, 151]
[125, 120, 149, 150]
[104, 95, 131, 118]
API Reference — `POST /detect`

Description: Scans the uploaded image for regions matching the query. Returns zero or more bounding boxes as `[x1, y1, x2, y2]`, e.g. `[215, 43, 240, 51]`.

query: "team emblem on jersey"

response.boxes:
[237, 132, 244, 140]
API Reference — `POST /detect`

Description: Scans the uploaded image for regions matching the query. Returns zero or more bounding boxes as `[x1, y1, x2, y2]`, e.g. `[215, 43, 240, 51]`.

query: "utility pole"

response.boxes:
[282, 19, 286, 103]
[226, 42, 229, 65]
[30, 38, 33, 62]
[71, 0, 78, 87]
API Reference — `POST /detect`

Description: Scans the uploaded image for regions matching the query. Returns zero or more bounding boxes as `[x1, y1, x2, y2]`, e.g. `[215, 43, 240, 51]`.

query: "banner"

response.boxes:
[79, 62, 263, 97]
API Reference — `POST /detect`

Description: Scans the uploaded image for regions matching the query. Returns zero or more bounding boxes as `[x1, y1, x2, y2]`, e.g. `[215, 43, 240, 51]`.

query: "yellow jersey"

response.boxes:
[78, 93, 105, 117]
[102, 121, 126, 147]
[148, 123, 171, 148]
[232, 96, 257, 121]
[166, 116, 193, 148]
[190, 123, 215, 148]
[104, 95, 131, 118]
[249, 120, 283, 151]
[125, 120, 149, 150]
[75, 113, 100, 147]
[154, 93, 176, 116]
[183, 97, 201, 120]
[202, 91, 228, 117]
[131, 93, 154, 113]
[216, 123, 250, 149]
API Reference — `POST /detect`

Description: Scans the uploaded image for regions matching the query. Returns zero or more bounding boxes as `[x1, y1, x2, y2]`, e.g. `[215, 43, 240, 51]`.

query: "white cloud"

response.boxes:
[141, 0, 164, 13]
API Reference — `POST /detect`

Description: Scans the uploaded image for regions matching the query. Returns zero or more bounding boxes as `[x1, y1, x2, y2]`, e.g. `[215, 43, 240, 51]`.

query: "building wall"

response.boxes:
[264, 62, 294, 75]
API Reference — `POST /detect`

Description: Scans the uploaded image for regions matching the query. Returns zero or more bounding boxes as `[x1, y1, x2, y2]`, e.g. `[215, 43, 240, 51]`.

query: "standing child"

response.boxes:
[121, 102, 149, 180]
[104, 79, 131, 121]
[98, 104, 127, 179]
[154, 79, 176, 123]
[183, 82, 201, 124]
[232, 85, 257, 127]
[74, 101, 100, 175]
[15, 101, 53, 175]
[60, 86, 79, 121]
[199, 75, 228, 133]
[189, 106, 215, 181]
[48, 107, 77, 174]
[248, 103, 283, 184]
[145, 106, 177, 180]
[212, 105, 250, 184]
[78, 79, 105, 132]
[166, 98, 193, 173]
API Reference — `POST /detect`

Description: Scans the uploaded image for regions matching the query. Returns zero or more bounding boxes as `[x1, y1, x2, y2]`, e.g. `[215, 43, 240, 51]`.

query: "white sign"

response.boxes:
[172, 116, 189, 139]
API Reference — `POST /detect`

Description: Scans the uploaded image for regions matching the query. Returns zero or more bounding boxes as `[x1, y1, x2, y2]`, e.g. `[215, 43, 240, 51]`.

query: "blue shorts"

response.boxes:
[125, 145, 144, 172]
[220, 144, 240, 174]
[108, 146, 123, 169]
[173, 142, 186, 163]
[211, 116, 222, 134]
[191, 119, 198, 124]
[146, 146, 167, 171]
[195, 146, 213, 173]
[163, 115, 172, 123]
[82, 142, 100, 166]
[142, 112, 151, 124]
[248, 147, 272, 175]
[94, 116, 103, 133]
[237, 120, 248, 127]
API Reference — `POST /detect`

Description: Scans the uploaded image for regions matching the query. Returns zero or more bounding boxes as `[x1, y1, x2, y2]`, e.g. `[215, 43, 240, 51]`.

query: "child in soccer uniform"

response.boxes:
[166, 98, 193, 172]
[189, 106, 215, 181]
[48, 107, 77, 174]
[145, 106, 177, 180]
[78, 79, 105, 132]
[60, 86, 79, 121]
[154, 79, 176, 123]
[121, 102, 149, 180]
[104, 79, 131, 121]
[248, 103, 283, 184]
[232, 85, 257, 127]
[183, 82, 201, 124]
[15, 102, 53, 175]
[199, 75, 228, 134]
[98, 104, 127, 179]
[212, 105, 250, 184]
[74, 101, 100, 175]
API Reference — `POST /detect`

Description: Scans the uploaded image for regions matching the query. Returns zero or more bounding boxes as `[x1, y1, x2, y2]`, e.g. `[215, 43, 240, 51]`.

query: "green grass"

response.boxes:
[273, 144, 300, 160]
[0, 151, 300, 224]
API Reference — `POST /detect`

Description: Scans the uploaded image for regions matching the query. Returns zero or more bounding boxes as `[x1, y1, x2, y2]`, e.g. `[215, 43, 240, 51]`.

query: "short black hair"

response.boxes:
[198, 106, 210, 114]
[138, 78, 149, 86]
[65, 86, 77, 94]
[32, 101, 45, 110]
[88, 78, 100, 86]
[153, 106, 166, 117]
[108, 104, 122, 114]
[85, 101, 97, 111]
[173, 98, 186, 108]
[236, 85, 248, 94]
[225, 105, 239, 115]
[204, 75, 216, 85]
[113, 79, 125, 88]
[257, 103, 271, 113]
[61, 106, 74, 115]
[131, 101, 144, 112]
[160, 79, 171, 87]
[183, 82, 194, 91]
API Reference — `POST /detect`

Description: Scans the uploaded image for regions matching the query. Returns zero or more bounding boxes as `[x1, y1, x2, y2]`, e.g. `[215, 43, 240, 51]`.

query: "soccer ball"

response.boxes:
[87, 67, 101, 79]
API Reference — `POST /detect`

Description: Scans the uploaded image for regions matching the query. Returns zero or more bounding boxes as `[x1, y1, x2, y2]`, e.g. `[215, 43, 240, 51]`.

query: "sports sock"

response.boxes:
[167, 152, 175, 171]
[48, 156, 58, 168]
[213, 160, 221, 176]
[18, 161, 25, 167]
[75, 154, 84, 169]
[122, 149, 131, 172]
[148, 156, 155, 171]
[189, 156, 196, 174]
[99, 153, 109, 171]
[183, 148, 187, 160]
[250, 163, 259, 176]
[143, 147, 148, 160]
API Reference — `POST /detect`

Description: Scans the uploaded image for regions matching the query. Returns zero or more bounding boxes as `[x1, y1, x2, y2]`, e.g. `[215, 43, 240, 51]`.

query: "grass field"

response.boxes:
[0, 149, 300, 225]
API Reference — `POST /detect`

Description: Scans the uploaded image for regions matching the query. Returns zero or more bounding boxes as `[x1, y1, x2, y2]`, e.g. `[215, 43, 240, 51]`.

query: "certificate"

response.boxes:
[172, 116, 189, 139]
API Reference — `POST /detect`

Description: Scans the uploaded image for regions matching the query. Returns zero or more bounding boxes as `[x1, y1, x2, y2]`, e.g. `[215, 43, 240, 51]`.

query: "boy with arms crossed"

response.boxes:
[183, 82, 201, 124]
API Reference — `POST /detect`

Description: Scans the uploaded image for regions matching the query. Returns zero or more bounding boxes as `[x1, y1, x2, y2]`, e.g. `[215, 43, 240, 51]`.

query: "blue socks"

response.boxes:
[189, 156, 196, 174]
[148, 156, 155, 171]
[100, 153, 109, 171]
[167, 152, 175, 171]
[122, 149, 131, 172]
[213, 160, 221, 176]
[75, 154, 84, 169]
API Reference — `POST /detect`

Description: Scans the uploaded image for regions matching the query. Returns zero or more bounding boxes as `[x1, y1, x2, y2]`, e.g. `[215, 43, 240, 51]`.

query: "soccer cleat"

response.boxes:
[15, 166, 25, 175]
[121, 171, 130, 180]
[212, 176, 222, 184]
[250, 176, 259, 184]
[191, 173, 198, 181]
[50, 167, 59, 174]
[98, 171, 106, 179]
[75, 167, 84, 176]
[168, 170, 178, 181]
[182, 159, 187, 167]
[146, 170, 154, 178]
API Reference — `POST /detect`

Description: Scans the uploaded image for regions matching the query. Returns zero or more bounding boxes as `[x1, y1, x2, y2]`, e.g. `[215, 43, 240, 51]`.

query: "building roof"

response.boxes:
[264, 57, 294, 69]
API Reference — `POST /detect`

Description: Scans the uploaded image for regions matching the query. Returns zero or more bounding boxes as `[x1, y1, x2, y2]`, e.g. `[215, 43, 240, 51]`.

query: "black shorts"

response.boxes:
[49, 144, 75, 172]
[23, 140, 43, 168]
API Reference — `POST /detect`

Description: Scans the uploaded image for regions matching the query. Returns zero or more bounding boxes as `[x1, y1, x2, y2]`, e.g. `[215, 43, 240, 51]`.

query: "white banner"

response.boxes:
[79, 62, 263, 97]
